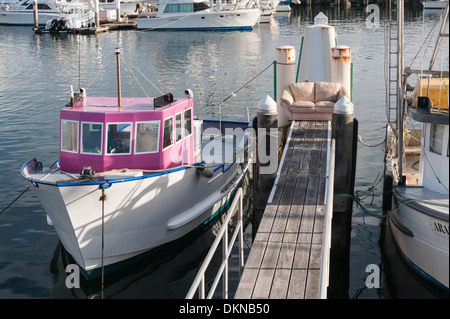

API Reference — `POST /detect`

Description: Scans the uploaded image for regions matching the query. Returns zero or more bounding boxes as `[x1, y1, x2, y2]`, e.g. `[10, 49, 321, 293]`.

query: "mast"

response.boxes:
[115, 48, 122, 108]
[397, 0, 405, 183]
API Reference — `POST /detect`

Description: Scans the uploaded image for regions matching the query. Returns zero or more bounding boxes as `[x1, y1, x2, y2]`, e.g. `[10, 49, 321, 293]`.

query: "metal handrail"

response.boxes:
[186, 187, 244, 299]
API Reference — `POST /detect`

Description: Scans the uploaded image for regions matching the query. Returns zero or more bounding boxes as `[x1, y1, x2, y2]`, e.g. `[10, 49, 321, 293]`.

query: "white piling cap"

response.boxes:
[334, 96, 354, 114]
[258, 95, 277, 113]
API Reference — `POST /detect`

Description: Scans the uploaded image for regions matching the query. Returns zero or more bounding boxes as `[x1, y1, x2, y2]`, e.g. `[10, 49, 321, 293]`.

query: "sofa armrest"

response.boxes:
[337, 86, 349, 101]
[280, 88, 294, 107]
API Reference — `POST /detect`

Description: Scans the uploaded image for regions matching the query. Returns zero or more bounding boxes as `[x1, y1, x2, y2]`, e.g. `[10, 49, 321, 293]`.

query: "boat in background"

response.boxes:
[276, 0, 290, 12]
[0, 0, 92, 26]
[422, 0, 447, 9]
[21, 49, 252, 279]
[136, 0, 261, 30]
[383, 0, 449, 291]
[260, 0, 277, 23]
[41, 0, 95, 31]
[0, 0, 60, 25]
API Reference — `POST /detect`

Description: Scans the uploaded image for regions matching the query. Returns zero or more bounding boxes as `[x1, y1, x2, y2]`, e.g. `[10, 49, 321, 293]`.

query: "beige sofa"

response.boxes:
[280, 81, 348, 121]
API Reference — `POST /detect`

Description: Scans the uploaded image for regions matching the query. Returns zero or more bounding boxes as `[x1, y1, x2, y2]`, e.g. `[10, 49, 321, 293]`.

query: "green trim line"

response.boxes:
[273, 62, 277, 102]
[295, 36, 304, 83]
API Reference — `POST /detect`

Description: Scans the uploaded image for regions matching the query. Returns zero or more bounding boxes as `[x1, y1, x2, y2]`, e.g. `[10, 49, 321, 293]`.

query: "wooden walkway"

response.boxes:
[235, 120, 334, 299]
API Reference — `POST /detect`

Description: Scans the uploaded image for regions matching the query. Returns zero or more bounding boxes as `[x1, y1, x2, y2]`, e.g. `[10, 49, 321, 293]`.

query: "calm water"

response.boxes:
[0, 5, 448, 299]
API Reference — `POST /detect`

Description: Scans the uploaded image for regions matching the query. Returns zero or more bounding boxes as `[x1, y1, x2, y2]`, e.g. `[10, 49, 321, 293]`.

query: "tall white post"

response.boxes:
[331, 45, 352, 99]
[276, 46, 296, 127]
[116, 0, 121, 22]
[95, 0, 100, 27]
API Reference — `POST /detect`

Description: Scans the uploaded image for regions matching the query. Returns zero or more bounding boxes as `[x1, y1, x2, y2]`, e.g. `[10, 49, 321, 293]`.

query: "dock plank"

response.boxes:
[235, 120, 332, 299]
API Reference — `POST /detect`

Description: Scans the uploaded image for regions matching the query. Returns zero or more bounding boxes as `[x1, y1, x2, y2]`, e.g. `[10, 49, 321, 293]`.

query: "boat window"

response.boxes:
[163, 117, 174, 149]
[61, 120, 79, 153]
[135, 121, 160, 154]
[184, 108, 192, 137]
[429, 124, 444, 155]
[26, 4, 52, 10]
[193, 1, 210, 12]
[81, 122, 103, 155]
[182, 3, 193, 12]
[176, 113, 182, 142]
[164, 4, 181, 13]
[107, 123, 132, 154]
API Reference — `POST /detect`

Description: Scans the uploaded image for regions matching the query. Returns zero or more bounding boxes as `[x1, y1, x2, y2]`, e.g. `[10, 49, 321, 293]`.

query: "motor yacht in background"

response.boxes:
[136, 0, 261, 31]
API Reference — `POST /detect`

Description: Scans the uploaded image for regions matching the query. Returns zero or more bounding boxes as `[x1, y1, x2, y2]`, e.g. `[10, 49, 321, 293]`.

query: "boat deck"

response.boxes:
[235, 120, 333, 299]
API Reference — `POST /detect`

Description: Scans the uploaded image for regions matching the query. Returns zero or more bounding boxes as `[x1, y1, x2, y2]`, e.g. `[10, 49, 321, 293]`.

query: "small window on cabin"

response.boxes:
[176, 113, 182, 142]
[184, 109, 192, 137]
[81, 122, 103, 155]
[135, 121, 160, 154]
[61, 120, 79, 153]
[430, 124, 444, 155]
[107, 123, 132, 154]
[163, 117, 174, 149]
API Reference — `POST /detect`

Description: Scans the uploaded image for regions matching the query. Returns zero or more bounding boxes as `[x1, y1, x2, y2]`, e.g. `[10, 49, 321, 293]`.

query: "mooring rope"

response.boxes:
[99, 184, 107, 299]
[0, 184, 32, 216]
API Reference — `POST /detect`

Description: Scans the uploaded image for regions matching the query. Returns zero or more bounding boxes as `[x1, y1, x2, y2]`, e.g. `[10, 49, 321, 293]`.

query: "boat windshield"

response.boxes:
[163, 2, 210, 13]
[193, 1, 210, 12]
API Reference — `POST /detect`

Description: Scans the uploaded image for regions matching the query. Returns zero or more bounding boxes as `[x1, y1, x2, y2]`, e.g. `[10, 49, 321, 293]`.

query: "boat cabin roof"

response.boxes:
[59, 94, 195, 174]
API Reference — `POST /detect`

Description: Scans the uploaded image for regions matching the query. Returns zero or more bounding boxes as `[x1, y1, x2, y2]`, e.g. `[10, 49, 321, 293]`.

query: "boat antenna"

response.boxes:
[115, 47, 122, 108]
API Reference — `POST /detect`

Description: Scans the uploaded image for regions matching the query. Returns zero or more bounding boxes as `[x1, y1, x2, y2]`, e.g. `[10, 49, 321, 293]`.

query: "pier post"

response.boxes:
[329, 45, 357, 298]
[116, 0, 122, 22]
[253, 96, 278, 237]
[275, 46, 296, 128]
[33, 0, 38, 29]
[95, 0, 100, 28]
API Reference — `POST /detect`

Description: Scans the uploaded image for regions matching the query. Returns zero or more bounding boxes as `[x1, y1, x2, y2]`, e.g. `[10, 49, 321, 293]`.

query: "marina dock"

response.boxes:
[235, 120, 335, 299]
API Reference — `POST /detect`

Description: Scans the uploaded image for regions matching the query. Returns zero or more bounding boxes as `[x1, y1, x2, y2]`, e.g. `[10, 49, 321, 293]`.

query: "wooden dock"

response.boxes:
[235, 120, 334, 299]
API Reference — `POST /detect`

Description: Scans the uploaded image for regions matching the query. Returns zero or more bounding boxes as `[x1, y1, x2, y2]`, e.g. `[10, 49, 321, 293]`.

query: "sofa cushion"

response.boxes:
[315, 82, 342, 102]
[315, 101, 335, 109]
[289, 82, 315, 102]
[292, 100, 315, 109]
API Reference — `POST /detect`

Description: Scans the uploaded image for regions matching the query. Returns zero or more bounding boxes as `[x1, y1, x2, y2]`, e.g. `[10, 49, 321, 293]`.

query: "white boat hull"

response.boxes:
[390, 187, 449, 290]
[24, 159, 249, 278]
[136, 9, 261, 30]
[0, 11, 60, 25]
[422, 1, 447, 9]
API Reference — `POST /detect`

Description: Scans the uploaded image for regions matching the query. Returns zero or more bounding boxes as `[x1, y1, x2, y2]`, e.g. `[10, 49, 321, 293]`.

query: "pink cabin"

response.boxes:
[59, 94, 194, 173]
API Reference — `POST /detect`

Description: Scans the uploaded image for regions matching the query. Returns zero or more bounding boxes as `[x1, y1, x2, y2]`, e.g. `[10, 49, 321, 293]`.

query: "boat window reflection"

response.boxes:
[163, 117, 174, 149]
[135, 121, 160, 154]
[81, 122, 103, 155]
[61, 120, 78, 153]
[430, 124, 444, 155]
[107, 123, 132, 154]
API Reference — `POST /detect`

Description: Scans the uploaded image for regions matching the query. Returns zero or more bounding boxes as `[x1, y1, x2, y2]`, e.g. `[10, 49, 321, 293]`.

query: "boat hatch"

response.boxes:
[59, 94, 194, 173]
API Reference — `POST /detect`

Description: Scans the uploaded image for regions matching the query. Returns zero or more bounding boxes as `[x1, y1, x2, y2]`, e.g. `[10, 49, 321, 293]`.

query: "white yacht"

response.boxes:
[136, 0, 261, 31]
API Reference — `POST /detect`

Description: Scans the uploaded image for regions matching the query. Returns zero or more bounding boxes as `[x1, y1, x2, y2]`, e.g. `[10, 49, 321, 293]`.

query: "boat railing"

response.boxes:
[186, 187, 245, 299]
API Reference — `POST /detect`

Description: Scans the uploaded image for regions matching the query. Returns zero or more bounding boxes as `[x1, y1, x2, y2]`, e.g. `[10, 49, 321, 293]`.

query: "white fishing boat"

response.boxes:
[41, 0, 95, 31]
[259, 0, 277, 23]
[21, 49, 252, 279]
[383, 0, 449, 291]
[136, 0, 261, 31]
[422, 0, 448, 10]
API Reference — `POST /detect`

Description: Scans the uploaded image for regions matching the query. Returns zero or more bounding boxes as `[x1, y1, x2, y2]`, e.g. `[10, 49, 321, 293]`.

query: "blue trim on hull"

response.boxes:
[389, 219, 449, 292]
[137, 26, 254, 31]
